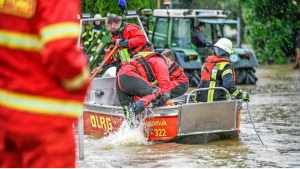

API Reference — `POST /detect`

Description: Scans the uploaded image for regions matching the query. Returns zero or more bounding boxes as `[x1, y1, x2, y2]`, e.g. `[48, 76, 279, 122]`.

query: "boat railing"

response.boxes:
[186, 87, 231, 104]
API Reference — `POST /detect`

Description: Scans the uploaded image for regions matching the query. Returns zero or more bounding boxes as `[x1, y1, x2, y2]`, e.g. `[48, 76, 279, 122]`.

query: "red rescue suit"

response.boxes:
[105, 23, 149, 65]
[168, 62, 189, 99]
[0, 0, 89, 167]
[116, 53, 170, 108]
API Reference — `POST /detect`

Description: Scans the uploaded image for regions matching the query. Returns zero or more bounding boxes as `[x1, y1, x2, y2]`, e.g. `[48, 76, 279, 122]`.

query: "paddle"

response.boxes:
[89, 45, 118, 81]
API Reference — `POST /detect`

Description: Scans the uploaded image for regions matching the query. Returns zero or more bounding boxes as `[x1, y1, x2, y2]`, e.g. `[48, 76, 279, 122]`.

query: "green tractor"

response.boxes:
[148, 9, 259, 86]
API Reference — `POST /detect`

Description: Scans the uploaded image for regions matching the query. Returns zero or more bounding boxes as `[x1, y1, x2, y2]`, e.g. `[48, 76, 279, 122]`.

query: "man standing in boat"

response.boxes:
[195, 38, 250, 102]
[103, 14, 150, 72]
[0, 0, 90, 167]
[116, 52, 171, 126]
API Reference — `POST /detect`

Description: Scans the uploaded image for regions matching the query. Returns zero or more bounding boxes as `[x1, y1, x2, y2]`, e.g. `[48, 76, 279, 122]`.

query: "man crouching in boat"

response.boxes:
[195, 38, 250, 102]
[161, 50, 189, 99]
[116, 52, 171, 126]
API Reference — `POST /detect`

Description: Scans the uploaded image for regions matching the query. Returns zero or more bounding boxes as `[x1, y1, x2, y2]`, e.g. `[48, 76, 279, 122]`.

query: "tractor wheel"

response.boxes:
[235, 68, 258, 85]
[184, 70, 201, 87]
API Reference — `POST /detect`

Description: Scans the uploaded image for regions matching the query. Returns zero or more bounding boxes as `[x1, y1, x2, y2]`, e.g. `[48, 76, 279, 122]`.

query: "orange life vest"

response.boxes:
[201, 56, 236, 83]
[130, 53, 165, 83]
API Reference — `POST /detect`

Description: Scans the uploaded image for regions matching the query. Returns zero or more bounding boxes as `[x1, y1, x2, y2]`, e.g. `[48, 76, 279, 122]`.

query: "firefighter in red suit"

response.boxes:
[0, 0, 89, 167]
[103, 14, 149, 72]
[161, 50, 189, 99]
[116, 52, 171, 124]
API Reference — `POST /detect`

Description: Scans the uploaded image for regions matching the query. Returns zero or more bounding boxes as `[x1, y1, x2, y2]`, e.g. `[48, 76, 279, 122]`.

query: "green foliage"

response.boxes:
[82, 0, 151, 17]
[243, 0, 300, 64]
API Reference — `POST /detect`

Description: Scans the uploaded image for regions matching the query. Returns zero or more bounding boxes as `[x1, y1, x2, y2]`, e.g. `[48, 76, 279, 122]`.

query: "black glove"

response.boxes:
[119, 38, 129, 47]
[162, 92, 171, 103]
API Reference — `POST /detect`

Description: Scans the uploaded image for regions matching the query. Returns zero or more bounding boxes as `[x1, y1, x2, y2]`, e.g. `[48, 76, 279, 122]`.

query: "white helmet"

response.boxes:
[94, 14, 102, 19]
[213, 38, 234, 55]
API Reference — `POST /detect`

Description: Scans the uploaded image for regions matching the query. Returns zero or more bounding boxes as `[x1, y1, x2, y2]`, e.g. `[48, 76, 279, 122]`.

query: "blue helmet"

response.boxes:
[118, 0, 127, 10]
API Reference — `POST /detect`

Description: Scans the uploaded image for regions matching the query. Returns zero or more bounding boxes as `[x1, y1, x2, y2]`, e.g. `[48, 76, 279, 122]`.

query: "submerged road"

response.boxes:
[77, 64, 300, 168]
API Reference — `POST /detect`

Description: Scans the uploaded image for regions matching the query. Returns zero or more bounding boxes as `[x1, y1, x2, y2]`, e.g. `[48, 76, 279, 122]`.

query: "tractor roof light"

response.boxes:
[127, 10, 137, 15]
[141, 9, 152, 16]
[81, 13, 91, 18]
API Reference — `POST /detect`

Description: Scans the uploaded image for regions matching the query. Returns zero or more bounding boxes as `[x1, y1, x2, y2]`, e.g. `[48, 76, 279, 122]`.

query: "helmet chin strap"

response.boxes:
[220, 52, 230, 58]
[220, 55, 230, 60]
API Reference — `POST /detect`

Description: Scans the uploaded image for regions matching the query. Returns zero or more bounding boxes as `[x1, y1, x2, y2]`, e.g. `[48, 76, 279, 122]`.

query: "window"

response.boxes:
[171, 18, 190, 47]
[153, 17, 169, 48]
[204, 23, 212, 46]
[224, 24, 238, 47]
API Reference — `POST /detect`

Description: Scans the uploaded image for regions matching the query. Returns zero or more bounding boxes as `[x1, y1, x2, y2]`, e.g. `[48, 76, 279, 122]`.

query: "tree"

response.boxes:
[243, 0, 300, 63]
[82, 0, 152, 17]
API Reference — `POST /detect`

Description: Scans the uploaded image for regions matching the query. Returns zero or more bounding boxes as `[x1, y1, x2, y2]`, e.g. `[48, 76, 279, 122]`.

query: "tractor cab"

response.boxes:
[193, 18, 239, 61]
[151, 9, 228, 49]
[150, 9, 259, 86]
[194, 18, 238, 46]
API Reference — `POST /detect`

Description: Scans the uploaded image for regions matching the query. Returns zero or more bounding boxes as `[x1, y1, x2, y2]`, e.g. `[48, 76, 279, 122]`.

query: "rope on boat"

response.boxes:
[246, 101, 265, 145]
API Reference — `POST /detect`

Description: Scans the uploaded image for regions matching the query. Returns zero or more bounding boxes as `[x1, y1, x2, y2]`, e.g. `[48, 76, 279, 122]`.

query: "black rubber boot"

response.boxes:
[123, 101, 146, 128]
[123, 105, 136, 128]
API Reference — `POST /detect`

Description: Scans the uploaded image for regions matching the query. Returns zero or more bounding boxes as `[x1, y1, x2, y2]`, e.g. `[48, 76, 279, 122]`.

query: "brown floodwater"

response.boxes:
[77, 64, 300, 168]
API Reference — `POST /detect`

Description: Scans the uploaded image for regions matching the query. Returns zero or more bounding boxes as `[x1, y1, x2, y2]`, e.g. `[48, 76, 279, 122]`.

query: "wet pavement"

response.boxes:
[77, 64, 300, 168]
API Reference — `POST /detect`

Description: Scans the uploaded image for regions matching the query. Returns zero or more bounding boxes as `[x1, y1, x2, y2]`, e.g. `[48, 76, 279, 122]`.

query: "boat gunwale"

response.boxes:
[178, 128, 238, 136]
[83, 102, 179, 117]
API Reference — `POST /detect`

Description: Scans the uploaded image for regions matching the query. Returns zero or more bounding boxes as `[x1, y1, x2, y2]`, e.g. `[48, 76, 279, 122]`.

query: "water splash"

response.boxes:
[89, 118, 152, 150]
